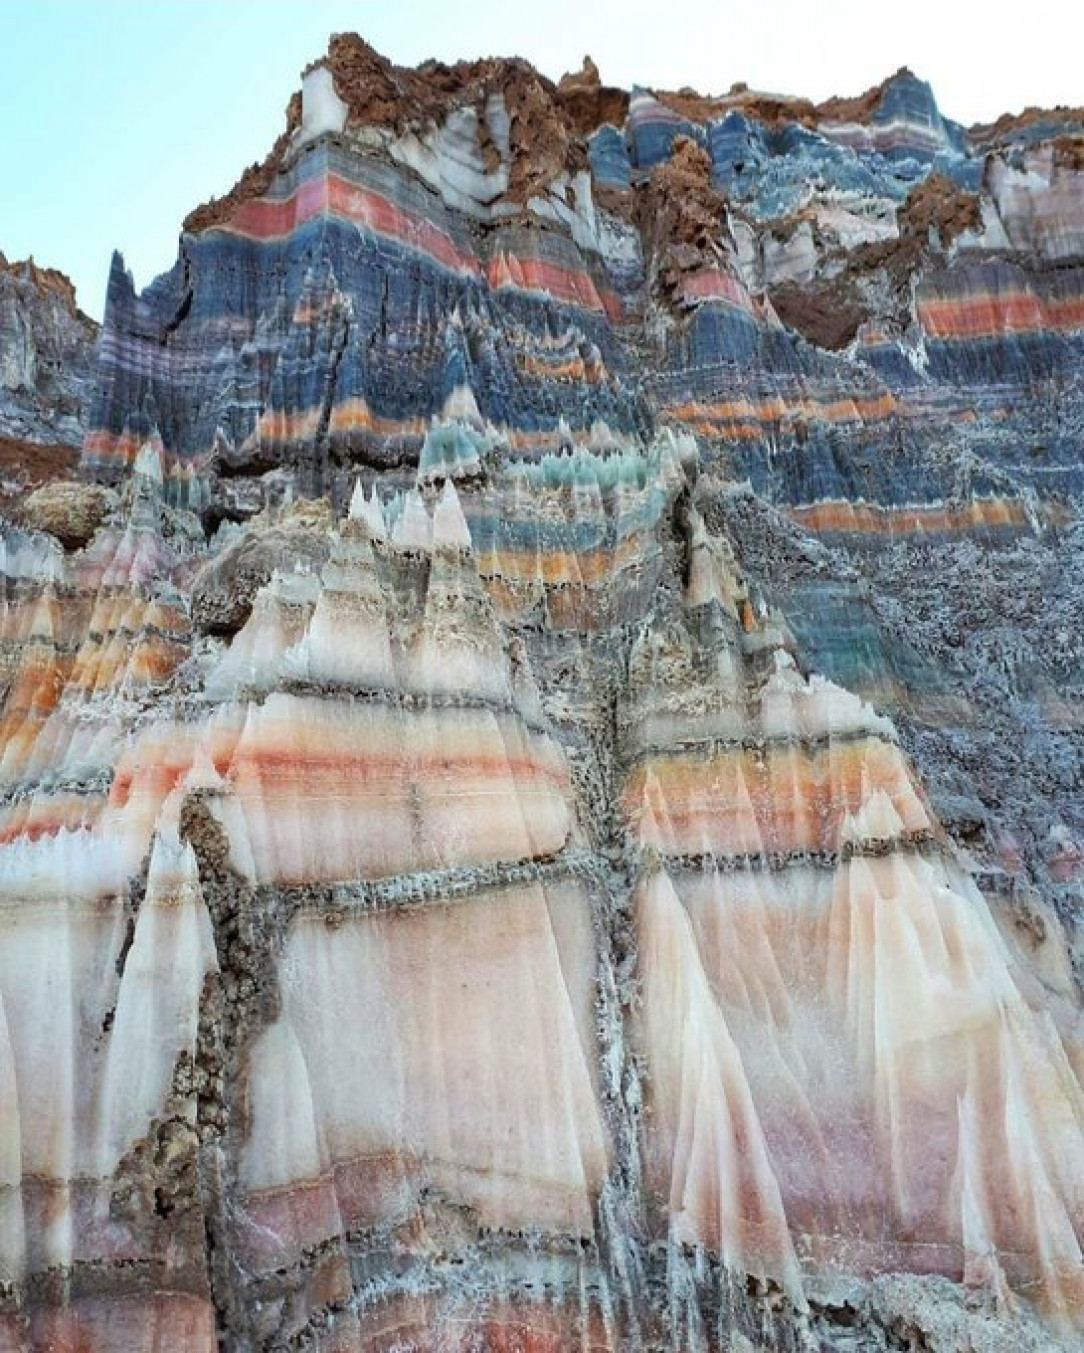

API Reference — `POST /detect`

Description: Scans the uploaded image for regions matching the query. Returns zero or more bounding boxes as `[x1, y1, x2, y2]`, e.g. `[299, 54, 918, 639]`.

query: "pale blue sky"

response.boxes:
[2, 0, 1079, 320]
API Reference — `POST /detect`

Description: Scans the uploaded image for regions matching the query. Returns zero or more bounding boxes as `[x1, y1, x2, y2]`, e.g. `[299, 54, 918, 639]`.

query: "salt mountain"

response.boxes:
[2, 34, 1084, 1353]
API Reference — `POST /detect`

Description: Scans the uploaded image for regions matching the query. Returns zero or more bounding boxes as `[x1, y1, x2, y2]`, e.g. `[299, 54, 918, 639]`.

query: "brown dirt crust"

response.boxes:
[647, 137, 730, 244]
[327, 33, 589, 203]
[657, 87, 817, 129]
[0, 438, 81, 520]
[768, 280, 869, 350]
[186, 33, 596, 229]
[556, 57, 630, 136]
[970, 104, 1084, 147]
[769, 221, 937, 351]
[1051, 135, 1084, 170]
[898, 173, 982, 246]
[641, 137, 735, 303]
[815, 68, 915, 123]
[0, 435, 80, 486]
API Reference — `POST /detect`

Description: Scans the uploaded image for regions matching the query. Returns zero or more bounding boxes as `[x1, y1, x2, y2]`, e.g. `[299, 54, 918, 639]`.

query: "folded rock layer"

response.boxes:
[2, 33, 1083, 1353]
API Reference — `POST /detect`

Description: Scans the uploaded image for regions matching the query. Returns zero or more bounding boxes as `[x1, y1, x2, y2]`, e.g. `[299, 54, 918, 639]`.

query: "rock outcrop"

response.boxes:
[0, 254, 98, 494]
[2, 35, 1083, 1353]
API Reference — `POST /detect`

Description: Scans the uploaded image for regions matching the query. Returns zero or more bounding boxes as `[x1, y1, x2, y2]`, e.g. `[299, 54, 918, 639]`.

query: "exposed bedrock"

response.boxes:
[1, 32, 1083, 1353]
[0, 255, 98, 493]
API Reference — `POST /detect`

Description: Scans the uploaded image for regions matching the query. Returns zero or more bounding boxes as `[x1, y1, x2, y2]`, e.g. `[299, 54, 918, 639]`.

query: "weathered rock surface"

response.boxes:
[0, 254, 98, 471]
[1, 35, 1083, 1353]
[15, 480, 114, 550]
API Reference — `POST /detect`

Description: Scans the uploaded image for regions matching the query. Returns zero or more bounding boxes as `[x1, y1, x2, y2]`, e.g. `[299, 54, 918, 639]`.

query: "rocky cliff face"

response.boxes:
[0, 254, 98, 494]
[2, 36, 1083, 1352]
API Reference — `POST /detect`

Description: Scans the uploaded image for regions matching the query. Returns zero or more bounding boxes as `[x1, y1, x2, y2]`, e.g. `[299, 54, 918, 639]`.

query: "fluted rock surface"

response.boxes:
[2, 34, 1083, 1353]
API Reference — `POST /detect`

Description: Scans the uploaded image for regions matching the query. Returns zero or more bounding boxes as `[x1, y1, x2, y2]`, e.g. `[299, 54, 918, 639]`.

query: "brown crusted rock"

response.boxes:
[187, 33, 592, 233]
[898, 172, 982, 245]
[768, 280, 869, 350]
[191, 506, 333, 635]
[556, 56, 630, 135]
[18, 479, 113, 549]
[1052, 135, 1084, 170]
[315, 31, 411, 126]
[313, 34, 589, 202]
[648, 138, 728, 243]
[0, 435, 80, 488]
[642, 137, 735, 302]
[658, 87, 817, 129]
[971, 103, 1084, 148]
[766, 226, 927, 350]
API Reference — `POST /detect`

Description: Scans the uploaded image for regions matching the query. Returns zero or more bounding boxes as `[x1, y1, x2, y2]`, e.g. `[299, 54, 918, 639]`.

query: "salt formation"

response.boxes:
[2, 32, 1084, 1353]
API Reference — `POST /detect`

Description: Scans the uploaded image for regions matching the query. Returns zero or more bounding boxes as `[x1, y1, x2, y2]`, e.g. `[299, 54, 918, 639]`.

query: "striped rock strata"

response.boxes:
[1, 33, 1083, 1353]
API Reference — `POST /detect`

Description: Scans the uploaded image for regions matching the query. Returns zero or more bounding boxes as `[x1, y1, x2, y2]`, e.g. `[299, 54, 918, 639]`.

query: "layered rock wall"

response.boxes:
[1, 35, 1083, 1352]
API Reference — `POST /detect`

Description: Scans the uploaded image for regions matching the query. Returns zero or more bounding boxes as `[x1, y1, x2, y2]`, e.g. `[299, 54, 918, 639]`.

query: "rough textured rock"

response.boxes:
[190, 501, 334, 634]
[0, 253, 98, 459]
[16, 480, 113, 549]
[2, 34, 1084, 1353]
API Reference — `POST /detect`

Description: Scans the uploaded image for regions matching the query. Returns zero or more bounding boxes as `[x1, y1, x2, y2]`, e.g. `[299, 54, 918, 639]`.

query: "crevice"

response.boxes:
[309, 297, 351, 498]
[179, 793, 285, 1352]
